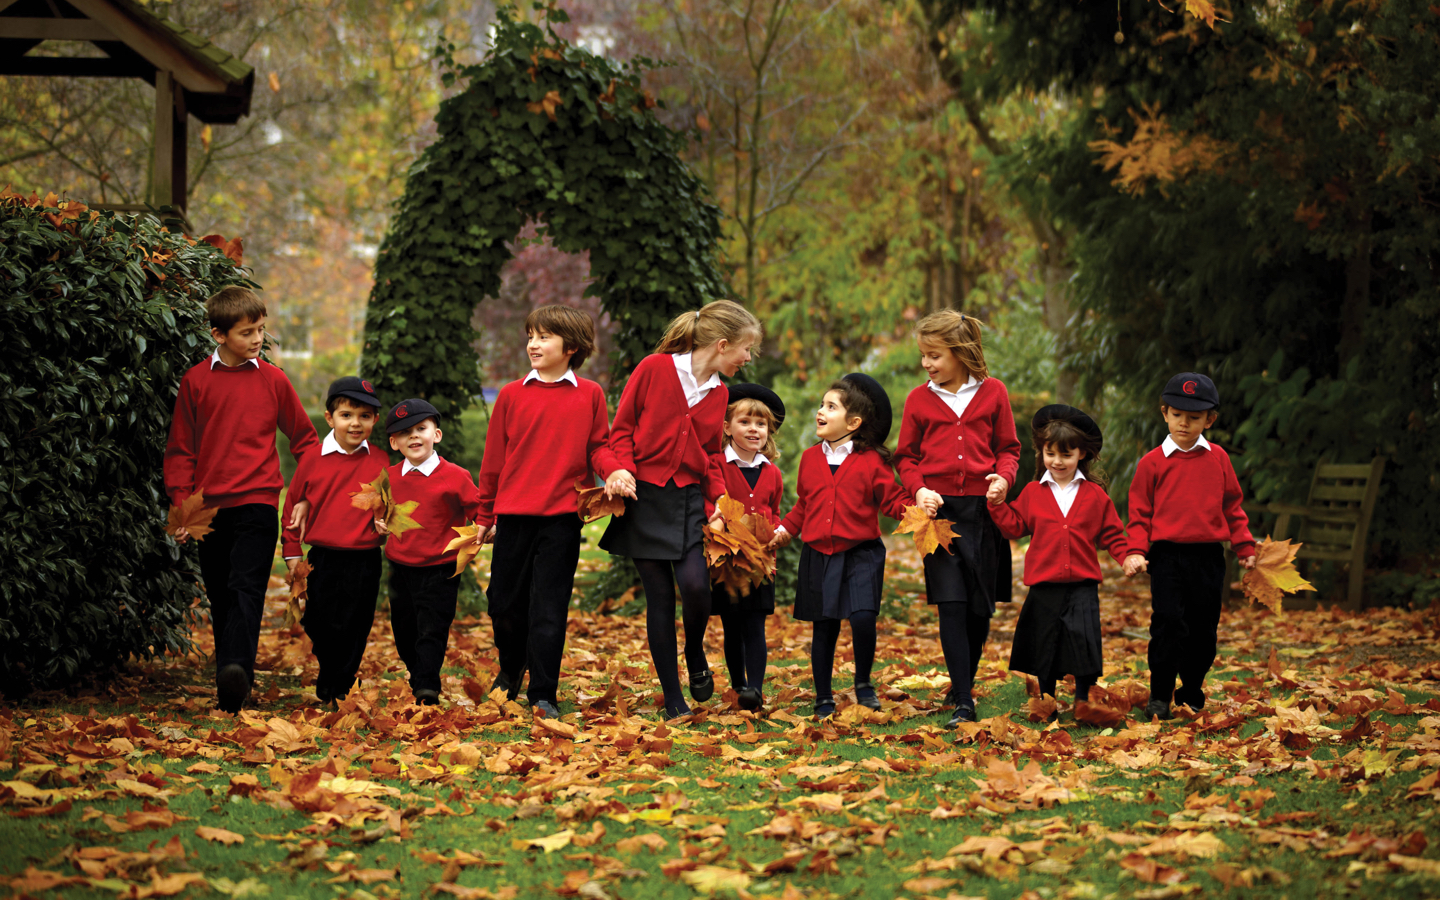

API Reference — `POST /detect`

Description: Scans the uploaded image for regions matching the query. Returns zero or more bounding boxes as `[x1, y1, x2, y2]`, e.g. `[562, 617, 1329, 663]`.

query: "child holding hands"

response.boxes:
[989, 406, 1127, 717]
[893, 311, 1021, 726]
[770, 374, 908, 719]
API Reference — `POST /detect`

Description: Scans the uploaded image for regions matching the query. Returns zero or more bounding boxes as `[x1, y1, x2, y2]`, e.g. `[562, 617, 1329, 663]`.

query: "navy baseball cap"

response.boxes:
[328, 376, 381, 409]
[385, 398, 441, 433]
[1162, 373, 1219, 411]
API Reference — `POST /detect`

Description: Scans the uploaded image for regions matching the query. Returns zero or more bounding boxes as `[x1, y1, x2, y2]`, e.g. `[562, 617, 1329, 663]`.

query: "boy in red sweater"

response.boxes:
[1123, 373, 1256, 720]
[378, 399, 483, 705]
[476, 306, 616, 718]
[165, 286, 319, 714]
[281, 377, 387, 706]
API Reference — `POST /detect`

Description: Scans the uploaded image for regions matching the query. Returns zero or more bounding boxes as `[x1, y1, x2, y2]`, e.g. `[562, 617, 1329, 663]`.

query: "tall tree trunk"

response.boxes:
[1039, 239, 1076, 403]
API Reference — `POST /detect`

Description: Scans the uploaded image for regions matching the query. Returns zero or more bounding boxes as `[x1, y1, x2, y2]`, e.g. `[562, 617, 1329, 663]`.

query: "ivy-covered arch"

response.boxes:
[360, 6, 728, 454]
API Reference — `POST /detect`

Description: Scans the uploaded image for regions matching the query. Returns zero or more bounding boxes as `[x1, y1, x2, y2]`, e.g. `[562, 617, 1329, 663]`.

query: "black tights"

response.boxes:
[1039, 675, 1097, 704]
[810, 611, 877, 701]
[636, 549, 711, 714]
[937, 604, 990, 705]
[720, 611, 768, 692]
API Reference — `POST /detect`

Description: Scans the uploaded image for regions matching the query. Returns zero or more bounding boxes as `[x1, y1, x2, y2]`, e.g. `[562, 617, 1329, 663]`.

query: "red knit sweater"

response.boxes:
[893, 378, 1022, 500]
[990, 480, 1129, 585]
[1126, 443, 1256, 559]
[780, 446, 909, 555]
[475, 376, 618, 527]
[716, 457, 784, 527]
[608, 354, 728, 500]
[280, 441, 388, 557]
[164, 358, 319, 509]
[384, 456, 484, 567]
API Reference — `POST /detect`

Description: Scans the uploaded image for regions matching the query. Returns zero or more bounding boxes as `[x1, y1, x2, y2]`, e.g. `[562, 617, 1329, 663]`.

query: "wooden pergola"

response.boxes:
[0, 0, 254, 215]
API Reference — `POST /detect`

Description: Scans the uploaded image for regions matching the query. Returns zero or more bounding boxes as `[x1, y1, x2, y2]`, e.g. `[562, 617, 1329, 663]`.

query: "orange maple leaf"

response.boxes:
[575, 477, 626, 523]
[199, 234, 244, 266]
[893, 505, 959, 557]
[166, 490, 218, 542]
[1242, 537, 1314, 617]
[350, 470, 390, 515]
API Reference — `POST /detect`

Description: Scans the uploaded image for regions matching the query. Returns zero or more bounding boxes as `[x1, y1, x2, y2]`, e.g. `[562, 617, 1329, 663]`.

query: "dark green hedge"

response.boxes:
[0, 193, 254, 690]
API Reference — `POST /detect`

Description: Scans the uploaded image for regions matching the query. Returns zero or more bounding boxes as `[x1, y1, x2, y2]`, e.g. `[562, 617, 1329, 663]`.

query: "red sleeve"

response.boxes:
[281, 457, 312, 558]
[163, 371, 199, 507]
[703, 453, 727, 518]
[607, 360, 648, 474]
[587, 385, 618, 480]
[276, 369, 319, 463]
[767, 467, 784, 527]
[1126, 455, 1156, 558]
[989, 487, 1033, 541]
[893, 395, 926, 500]
[1219, 453, 1256, 558]
[474, 390, 509, 530]
[874, 458, 910, 522]
[1096, 490, 1129, 566]
[990, 383, 1021, 486]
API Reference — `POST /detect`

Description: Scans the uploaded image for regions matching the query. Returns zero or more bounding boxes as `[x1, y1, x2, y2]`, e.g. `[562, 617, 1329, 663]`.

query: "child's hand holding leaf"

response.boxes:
[894, 505, 958, 557]
[166, 490, 218, 544]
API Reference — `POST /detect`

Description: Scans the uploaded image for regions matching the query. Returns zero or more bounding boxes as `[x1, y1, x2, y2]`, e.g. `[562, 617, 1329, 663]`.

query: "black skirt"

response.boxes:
[793, 539, 886, 622]
[599, 479, 707, 561]
[921, 495, 1012, 616]
[710, 578, 776, 614]
[1008, 580, 1103, 681]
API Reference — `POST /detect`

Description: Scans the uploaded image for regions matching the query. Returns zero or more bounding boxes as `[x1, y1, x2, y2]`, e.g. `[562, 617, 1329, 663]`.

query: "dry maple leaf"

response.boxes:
[387, 500, 424, 536]
[705, 494, 777, 598]
[574, 476, 626, 523]
[1242, 537, 1314, 617]
[166, 490, 218, 542]
[1075, 698, 1128, 728]
[444, 525, 482, 578]
[194, 825, 245, 845]
[1025, 694, 1058, 723]
[893, 505, 959, 557]
[526, 89, 564, 121]
[284, 559, 312, 628]
[349, 470, 390, 514]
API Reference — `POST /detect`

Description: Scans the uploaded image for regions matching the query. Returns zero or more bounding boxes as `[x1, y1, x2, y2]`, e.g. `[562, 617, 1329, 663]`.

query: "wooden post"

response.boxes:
[171, 86, 188, 212]
[152, 69, 174, 208]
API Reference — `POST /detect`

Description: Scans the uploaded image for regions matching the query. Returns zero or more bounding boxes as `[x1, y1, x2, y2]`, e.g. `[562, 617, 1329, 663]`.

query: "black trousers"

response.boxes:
[1147, 541, 1226, 708]
[197, 504, 279, 684]
[487, 514, 582, 704]
[304, 546, 382, 700]
[389, 561, 460, 694]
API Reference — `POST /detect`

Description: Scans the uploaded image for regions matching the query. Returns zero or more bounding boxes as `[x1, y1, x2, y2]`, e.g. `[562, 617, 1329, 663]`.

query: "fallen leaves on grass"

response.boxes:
[195, 825, 245, 845]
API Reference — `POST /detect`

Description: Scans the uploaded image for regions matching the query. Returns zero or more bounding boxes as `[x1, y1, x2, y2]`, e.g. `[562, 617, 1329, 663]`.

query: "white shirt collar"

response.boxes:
[1162, 434, 1212, 457]
[523, 368, 578, 387]
[209, 349, 260, 370]
[725, 444, 769, 468]
[321, 429, 371, 456]
[926, 376, 979, 398]
[1040, 469, 1086, 489]
[673, 352, 723, 407]
[821, 440, 853, 464]
[401, 452, 442, 476]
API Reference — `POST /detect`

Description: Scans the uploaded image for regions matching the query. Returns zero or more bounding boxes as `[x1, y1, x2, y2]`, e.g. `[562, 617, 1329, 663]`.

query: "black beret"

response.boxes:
[725, 383, 785, 425]
[1032, 404, 1103, 454]
[840, 372, 893, 444]
[385, 398, 441, 434]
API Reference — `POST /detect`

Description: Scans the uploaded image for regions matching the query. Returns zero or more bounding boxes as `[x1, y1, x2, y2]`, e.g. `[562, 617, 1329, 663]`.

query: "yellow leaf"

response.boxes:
[388, 500, 424, 536]
[680, 866, 751, 895]
[893, 505, 959, 557]
[445, 525, 481, 578]
[195, 825, 245, 845]
[1183, 0, 1227, 29]
[1241, 538, 1314, 616]
[511, 829, 575, 853]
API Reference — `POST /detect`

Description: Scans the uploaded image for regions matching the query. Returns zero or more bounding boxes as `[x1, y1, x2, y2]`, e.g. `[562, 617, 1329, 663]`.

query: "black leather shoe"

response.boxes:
[664, 703, 691, 722]
[814, 697, 836, 719]
[1145, 699, 1173, 720]
[854, 682, 881, 710]
[533, 700, 561, 719]
[414, 689, 441, 706]
[737, 687, 763, 711]
[493, 671, 518, 700]
[217, 664, 250, 714]
[947, 701, 977, 727]
[688, 669, 714, 702]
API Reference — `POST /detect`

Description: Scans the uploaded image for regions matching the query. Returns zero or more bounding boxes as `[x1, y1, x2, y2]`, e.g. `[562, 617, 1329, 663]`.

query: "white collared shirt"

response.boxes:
[1041, 468, 1086, 517]
[401, 452, 442, 477]
[927, 376, 981, 421]
[672, 352, 723, 408]
[1161, 434, 1212, 457]
[821, 440, 853, 465]
[725, 444, 769, 469]
[209, 349, 260, 370]
[321, 429, 371, 456]
[523, 368, 578, 386]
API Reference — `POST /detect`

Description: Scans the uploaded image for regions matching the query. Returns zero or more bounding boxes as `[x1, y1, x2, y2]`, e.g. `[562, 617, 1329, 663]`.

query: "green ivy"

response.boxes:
[0, 197, 255, 690]
[360, 4, 728, 458]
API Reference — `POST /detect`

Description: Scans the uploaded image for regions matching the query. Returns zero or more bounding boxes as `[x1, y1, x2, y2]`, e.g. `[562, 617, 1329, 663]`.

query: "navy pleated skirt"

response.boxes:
[599, 479, 706, 561]
[921, 495, 1012, 616]
[1007, 580, 1103, 682]
[793, 539, 886, 622]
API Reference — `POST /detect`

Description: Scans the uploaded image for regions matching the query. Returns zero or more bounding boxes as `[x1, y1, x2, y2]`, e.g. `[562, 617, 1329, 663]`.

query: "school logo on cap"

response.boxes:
[1183, 380, 1198, 395]
[362, 380, 374, 393]
[396, 405, 408, 417]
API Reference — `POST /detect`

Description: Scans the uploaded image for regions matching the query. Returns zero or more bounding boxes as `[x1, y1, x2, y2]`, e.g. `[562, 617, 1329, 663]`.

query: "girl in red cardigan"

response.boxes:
[989, 406, 1128, 718]
[601, 300, 763, 720]
[709, 384, 785, 712]
[770, 374, 908, 719]
[893, 311, 1021, 726]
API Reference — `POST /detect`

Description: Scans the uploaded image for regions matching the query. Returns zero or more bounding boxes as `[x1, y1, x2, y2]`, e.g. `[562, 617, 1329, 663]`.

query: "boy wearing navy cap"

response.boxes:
[378, 399, 483, 705]
[281, 376, 388, 706]
[1123, 373, 1256, 720]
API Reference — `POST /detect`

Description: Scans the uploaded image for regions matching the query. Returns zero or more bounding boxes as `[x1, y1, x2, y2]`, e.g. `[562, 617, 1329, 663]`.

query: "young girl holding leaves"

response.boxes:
[602, 300, 763, 720]
[988, 406, 1128, 718]
[894, 311, 1021, 726]
[770, 374, 908, 719]
[709, 384, 786, 712]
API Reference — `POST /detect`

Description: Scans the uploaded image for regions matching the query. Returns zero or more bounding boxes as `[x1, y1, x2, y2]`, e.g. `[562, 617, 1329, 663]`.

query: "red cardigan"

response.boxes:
[893, 378, 1021, 501]
[475, 376, 617, 528]
[608, 353, 727, 501]
[281, 442, 388, 557]
[1126, 442, 1256, 559]
[715, 456, 783, 527]
[990, 480, 1129, 585]
[780, 446, 909, 555]
[384, 456, 484, 568]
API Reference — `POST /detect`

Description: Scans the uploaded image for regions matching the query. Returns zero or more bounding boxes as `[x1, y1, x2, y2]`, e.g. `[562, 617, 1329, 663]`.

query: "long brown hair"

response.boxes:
[654, 299, 762, 354]
[915, 309, 988, 381]
[826, 379, 893, 463]
[1033, 419, 1108, 490]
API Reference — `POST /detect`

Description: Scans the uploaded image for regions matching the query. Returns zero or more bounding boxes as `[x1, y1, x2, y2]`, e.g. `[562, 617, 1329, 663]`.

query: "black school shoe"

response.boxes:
[689, 669, 714, 703]
[493, 671, 520, 700]
[854, 682, 882, 711]
[814, 697, 836, 719]
[533, 700, 561, 719]
[414, 688, 441, 706]
[1144, 699, 1174, 721]
[664, 702, 692, 722]
[737, 687, 763, 711]
[947, 700, 977, 727]
[217, 664, 250, 714]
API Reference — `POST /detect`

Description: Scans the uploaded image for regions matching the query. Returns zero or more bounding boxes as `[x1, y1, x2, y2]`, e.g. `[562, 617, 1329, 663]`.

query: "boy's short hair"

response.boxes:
[207, 286, 267, 332]
[525, 305, 596, 370]
[327, 394, 379, 415]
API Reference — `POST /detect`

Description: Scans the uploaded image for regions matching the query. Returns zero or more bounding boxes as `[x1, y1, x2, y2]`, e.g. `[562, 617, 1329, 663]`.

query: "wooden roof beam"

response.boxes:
[0, 17, 115, 41]
[64, 0, 226, 93]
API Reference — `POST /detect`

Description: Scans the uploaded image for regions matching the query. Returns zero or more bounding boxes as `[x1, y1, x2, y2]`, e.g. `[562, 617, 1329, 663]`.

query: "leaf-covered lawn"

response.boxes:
[2, 533, 1438, 900]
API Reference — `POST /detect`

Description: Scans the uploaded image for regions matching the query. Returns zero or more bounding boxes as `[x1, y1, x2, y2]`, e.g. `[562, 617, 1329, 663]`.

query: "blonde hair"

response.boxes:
[654, 299, 762, 354]
[722, 398, 781, 461]
[915, 309, 988, 381]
